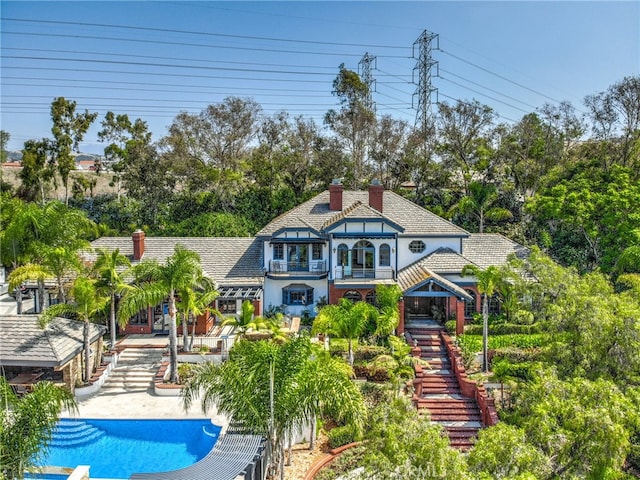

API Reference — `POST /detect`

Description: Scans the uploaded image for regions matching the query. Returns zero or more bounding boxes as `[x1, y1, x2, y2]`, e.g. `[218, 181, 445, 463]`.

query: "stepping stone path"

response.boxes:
[406, 322, 482, 451]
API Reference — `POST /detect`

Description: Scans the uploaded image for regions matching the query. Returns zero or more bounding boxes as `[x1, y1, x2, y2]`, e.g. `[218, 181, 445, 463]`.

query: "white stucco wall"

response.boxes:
[396, 237, 462, 270]
[263, 278, 327, 317]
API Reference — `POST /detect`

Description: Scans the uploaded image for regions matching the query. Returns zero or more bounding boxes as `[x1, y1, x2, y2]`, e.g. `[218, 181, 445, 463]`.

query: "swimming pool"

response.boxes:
[36, 419, 221, 479]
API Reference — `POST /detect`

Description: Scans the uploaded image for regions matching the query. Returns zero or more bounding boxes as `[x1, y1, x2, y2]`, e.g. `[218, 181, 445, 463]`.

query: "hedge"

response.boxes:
[327, 424, 358, 449]
[464, 323, 543, 336]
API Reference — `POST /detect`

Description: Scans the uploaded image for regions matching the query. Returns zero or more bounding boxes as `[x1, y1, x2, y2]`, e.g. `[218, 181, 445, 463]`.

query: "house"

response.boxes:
[91, 180, 527, 336]
[90, 234, 264, 335]
[0, 315, 106, 393]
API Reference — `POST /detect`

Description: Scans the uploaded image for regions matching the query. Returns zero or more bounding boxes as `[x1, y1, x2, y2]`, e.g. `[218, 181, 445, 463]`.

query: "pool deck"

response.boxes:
[61, 335, 229, 428]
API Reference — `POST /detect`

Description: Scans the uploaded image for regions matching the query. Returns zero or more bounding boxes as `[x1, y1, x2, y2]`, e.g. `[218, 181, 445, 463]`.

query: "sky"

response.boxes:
[1, 1, 638, 155]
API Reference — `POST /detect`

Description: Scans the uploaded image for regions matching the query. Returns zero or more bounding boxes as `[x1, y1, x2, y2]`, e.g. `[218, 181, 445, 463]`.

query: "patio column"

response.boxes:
[397, 297, 405, 335]
[455, 299, 465, 335]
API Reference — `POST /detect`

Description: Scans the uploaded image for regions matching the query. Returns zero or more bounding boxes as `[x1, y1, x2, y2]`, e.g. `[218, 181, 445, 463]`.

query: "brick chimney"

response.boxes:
[132, 229, 145, 261]
[369, 179, 384, 213]
[329, 179, 343, 211]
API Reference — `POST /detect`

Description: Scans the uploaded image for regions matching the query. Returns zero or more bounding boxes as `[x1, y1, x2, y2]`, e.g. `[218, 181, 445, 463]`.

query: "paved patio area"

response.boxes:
[62, 335, 229, 427]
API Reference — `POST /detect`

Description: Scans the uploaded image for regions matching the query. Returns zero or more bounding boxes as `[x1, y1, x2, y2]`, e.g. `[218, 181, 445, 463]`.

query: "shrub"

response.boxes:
[328, 424, 358, 449]
[177, 363, 196, 384]
[359, 382, 394, 407]
[464, 323, 543, 335]
[365, 365, 391, 382]
[354, 345, 387, 361]
[492, 360, 538, 381]
[444, 320, 457, 335]
[489, 347, 547, 365]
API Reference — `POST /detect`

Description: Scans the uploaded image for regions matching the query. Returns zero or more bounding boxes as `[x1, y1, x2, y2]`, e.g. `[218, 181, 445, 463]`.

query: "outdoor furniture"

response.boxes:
[8, 371, 44, 394]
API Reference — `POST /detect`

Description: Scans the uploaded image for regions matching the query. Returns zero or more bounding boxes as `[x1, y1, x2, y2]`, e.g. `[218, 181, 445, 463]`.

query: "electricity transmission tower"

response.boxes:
[412, 30, 439, 135]
[358, 52, 377, 114]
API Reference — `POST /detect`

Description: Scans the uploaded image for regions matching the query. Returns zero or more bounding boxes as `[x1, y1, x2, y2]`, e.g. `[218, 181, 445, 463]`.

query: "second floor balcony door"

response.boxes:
[288, 244, 308, 271]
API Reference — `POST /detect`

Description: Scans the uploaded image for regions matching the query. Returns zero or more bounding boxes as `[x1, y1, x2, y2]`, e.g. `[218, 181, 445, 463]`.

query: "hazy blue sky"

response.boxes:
[1, 1, 638, 154]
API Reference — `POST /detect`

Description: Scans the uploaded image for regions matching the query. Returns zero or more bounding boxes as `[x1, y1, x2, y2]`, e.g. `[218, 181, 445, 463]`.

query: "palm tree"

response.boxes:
[221, 299, 268, 336]
[117, 245, 208, 383]
[182, 336, 365, 480]
[176, 275, 219, 352]
[93, 248, 131, 350]
[0, 378, 77, 480]
[461, 264, 502, 372]
[370, 335, 429, 397]
[374, 284, 403, 338]
[312, 298, 378, 366]
[449, 181, 513, 233]
[41, 275, 108, 383]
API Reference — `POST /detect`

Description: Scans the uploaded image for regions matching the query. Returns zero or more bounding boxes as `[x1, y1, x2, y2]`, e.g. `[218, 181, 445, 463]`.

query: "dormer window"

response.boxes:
[409, 240, 426, 253]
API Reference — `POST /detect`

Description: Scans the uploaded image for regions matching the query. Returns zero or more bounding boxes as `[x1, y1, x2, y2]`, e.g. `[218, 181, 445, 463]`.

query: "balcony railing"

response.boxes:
[334, 266, 395, 280]
[268, 260, 328, 275]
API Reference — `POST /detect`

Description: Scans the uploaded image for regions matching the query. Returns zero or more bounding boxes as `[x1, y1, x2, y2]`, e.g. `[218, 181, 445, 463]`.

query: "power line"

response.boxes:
[2, 17, 409, 50]
[439, 49, 565, 105]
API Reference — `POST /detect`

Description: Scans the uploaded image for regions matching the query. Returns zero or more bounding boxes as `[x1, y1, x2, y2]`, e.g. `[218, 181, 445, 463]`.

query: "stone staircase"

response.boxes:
[406, 321, 482, 450]
[101, 347, 164, 393]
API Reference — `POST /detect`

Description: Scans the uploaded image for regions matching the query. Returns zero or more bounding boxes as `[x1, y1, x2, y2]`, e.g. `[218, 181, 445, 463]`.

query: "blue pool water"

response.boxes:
[37, 419, 221, 479]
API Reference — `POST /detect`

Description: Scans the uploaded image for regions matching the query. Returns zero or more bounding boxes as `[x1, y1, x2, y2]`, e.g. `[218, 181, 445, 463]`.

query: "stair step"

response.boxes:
[51, 421, 105, 447]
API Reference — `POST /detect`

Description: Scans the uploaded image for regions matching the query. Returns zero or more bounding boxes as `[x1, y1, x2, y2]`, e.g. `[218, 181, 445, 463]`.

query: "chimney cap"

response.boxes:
[331, 178, 342, 185]
[370, 179, 382, 186]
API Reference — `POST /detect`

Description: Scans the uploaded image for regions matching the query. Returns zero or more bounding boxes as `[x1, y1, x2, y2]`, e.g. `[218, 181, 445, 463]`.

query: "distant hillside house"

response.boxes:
[91, 181, 528, 336]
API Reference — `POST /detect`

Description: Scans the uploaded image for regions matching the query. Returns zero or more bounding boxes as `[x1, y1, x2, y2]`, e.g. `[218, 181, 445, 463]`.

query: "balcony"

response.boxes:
[334, 266, 395, 282]
[267, 260, 328, 277]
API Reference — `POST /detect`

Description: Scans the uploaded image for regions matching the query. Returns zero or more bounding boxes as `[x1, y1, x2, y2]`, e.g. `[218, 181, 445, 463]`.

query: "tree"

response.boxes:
[312, 298, 378, 366]
[40, 276, 108, 384]
[362, 396, 470, 479]
[461, 264, 502, 372]
[117, 245, 208, 383]
[467, 423, 551, 479]
[176, 274, 219, 352]
[507, 370, 639, 479]
[324, 64, 375, 188]
[221, 299, 268, 337]
[436, 100, 497, 194]
[0, 378, 77, 480]
[18, 139, 54, 204]
[584, 75, 640, 172]
[93, 248, 131, 349]
[0, 130, 9, 163]
[449, 181, 513, 233]
[182, 336, 365, 480]
[97, 111, 151, 198]
[374, 284, 403, 338]
[49, 97, 98, 205]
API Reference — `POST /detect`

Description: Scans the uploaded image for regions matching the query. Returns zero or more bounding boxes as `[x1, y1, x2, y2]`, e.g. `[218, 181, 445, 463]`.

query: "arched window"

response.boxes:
[464, 289, 476, 318]
[337, 244, 349, 266]
[365, 291, 377, 305]
[488, 293, 501, 316]
[343, 290, 362, 302]
[379, 244, 391, 266]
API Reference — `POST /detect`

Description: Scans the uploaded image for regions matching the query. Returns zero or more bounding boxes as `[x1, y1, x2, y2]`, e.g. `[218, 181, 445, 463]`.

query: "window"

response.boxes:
[288, 244, 308, 271]
[365, 291, 377, 305]
[379, 244, 391, 266]
[218, 299, 237, 314]
[273, 244, 284, 260]
[408, 240, 426, 253]
[464, 289, 476, 318]
[130, 308, 148, 325]
[312, 243, 323, 260]
[343, 290, 362, 302]
[337, 244, 349, 266]
[488, 294, 501, 316]
[282, 284, 314, 306]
